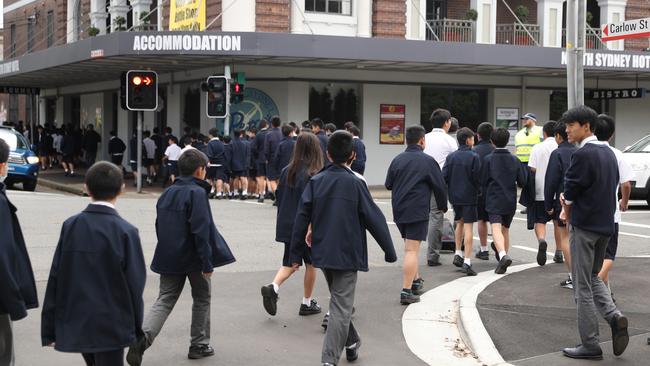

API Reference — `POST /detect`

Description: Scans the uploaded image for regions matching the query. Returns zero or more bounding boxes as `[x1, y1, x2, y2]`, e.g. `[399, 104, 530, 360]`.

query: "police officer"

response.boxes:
[514, 113, 543, 167]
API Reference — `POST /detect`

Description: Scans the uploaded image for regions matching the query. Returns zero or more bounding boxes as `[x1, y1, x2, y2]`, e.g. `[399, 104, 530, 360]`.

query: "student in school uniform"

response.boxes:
[230, 129, 251, 200]
[143, 131, 157, 185]
[559, 105, 628, 360]
[0, 139, 38, 366]
[385, 125, 447, 304]
[246, 128, 258, 198]
[311, 118, 329, 165]
[291, 131, 397, 366]
[271, 124, 296, 177]
[261, 133, 324, 317]
[593, 114, 633, 302]
[264, 116, 283, 198]
[443, 127, 481, 276]
[130, 133, 145, 187]
[206, 129, 226, 199]
[163, 136, 181, 183]
[254, 120, 269, 202]
[127, 150, 236, 365]
[527, 121, 561, 266]
[108, 130, 127, 167]
[472, 122, 495, 260]
[544, 120, 577, 289]
[481, 127, 527, 274]
[61, 128, 77, 177]
[41, 162, 146, 366]
[349, 126, 366, 175]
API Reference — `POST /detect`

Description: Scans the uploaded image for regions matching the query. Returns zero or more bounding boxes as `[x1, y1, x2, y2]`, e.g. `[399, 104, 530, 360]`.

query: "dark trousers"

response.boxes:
[85, 150, 97, 167]
[110, 155, 124, 166]
[81, 349, 124, 366]
[321, 269, 360, 365]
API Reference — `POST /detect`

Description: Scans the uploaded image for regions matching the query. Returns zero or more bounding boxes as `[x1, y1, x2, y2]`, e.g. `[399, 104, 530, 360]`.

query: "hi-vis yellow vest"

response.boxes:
[514, 125, 543, 163]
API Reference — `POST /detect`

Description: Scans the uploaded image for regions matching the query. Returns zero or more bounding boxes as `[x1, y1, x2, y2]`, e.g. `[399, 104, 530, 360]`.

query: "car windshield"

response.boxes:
[626, 135, 650, 153]
[0, 129, 28, 150]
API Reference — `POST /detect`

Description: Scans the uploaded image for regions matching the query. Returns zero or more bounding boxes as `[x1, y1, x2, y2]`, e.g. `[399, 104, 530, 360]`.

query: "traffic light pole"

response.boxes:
[136, 111, 143, 193]
[224, 66, 231, 136]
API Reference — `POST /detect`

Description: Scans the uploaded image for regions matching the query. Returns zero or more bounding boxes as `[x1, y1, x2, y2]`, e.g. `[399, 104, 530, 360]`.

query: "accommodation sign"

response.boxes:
[132, 34, 242, 51]
[589, 88, 646, 99]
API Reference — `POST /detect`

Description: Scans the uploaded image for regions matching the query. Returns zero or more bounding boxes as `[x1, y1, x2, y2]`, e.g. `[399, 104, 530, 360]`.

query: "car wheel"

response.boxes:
[23, 180, 37, 192]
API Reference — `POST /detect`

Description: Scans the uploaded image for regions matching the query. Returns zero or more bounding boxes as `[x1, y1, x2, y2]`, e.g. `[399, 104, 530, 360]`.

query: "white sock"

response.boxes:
[242, 190, 248, 195]
[455, 250, 463, 257]
[481, 245, 488, 252]
[499, 250, 507, 258]
[464, 258, 471, 266]
[302, 297, 312, 306]
[569, 273, 572, 280]
[217, 191, 222, 196]
[271, 282, 279, 294]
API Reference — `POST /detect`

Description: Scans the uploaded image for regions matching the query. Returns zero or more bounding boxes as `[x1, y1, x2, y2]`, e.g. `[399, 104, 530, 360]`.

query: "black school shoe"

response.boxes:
[188, 344, 215, 359]
[462, 263, 477, 276]
[610, 313, 629, 356]
[495, 255, 513, 274]
[400, 289, 420, 305]
[411, 278, 425, 295]
[346, 339, 362, 362]
[452, 255, 463, 268]
[553, 251, 564, 264]
[475, 250, 489, 260]
[491, 242, 500, 261]
[537, 240, 548, 266]
[562, 345, 603, 360]
[299, 300, 322, 316]
[261, 284, 278, 316]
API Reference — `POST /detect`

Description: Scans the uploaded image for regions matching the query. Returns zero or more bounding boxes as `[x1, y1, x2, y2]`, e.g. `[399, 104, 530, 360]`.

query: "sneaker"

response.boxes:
[126, 337, 147, 366]
[427, 253, 441, 266]
[346, 339, 362, 362]
[299, 299, 322, 316]
[400, 289, 420, 305]
[64, 171, 70, 177]
[257, 196, 264, 203]
[475, 250, 489, 260]
[553, 252, 564, 264]
[261, 284, 278, 316]
[462, 263, 477, 276]
[560, 277, 573, 289]
[452, 254, 463, 268]
[187, 344, 215, 359]
[491, 242, 500, 261]
[321, 313, 329, 331]
[537, 240, 548, 266]
[495, 255, 513, 274]
[411, 278, 424, 295]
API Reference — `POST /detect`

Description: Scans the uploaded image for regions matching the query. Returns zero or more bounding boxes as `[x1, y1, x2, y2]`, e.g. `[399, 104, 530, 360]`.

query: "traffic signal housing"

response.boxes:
[230, 72, 245, 104]
[202, 76, 229, 118]
[125, 70, 158, 111]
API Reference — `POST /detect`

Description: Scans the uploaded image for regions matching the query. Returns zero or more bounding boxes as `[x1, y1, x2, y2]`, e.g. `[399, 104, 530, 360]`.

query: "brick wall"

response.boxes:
[256, 0, 290, 32]
[497, 0, 538, 24]
[625, 0, 650, 51]
[448, 0, 471, 20]
[373, 0, 406, 38]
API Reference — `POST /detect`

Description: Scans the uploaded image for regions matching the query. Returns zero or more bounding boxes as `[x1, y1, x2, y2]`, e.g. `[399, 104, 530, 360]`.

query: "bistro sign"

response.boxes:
[0, 86, 40, 95]
[589, 88, 646, 99]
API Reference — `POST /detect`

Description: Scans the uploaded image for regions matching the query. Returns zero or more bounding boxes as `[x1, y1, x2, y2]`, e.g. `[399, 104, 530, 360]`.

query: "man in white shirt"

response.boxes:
[423, 108, 458, 266]
[528, 121, 559, 266]
[164, 136, 182, 183]
[593, 115, 633, 299]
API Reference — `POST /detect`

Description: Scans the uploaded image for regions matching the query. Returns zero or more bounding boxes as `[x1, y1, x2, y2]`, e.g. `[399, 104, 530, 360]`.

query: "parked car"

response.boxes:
[0, 126, 40, 191]
[622, 134, 650, 205]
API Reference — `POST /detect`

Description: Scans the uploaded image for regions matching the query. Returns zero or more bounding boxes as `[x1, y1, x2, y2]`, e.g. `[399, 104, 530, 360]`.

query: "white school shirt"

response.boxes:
[423, 128, 458, 169]
[164, 144, 182, 161]
[591, 141, 634, 223]
[528, 137, 558, 201]
[143, 137, 156, 159]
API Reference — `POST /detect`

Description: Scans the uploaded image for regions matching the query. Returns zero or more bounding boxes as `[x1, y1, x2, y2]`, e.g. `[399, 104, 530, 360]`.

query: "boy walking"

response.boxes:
[443, 127, 481, 276]
[291, 131, 397, 366]
[206, 129, 226, 199]
[41, 162, 146, 366]
[481, 128, 527, 274]
[230, 129, 251, 200]
[0, 139, 38, 366]
[559, 106, 628, 360]
[385, 126, 447, 304]
[473, 122, 495, 260]
[127, 149, 236, 365]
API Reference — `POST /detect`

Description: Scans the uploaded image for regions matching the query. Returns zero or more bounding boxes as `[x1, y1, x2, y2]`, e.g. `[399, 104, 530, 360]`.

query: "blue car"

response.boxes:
[0, 126, 40, 191]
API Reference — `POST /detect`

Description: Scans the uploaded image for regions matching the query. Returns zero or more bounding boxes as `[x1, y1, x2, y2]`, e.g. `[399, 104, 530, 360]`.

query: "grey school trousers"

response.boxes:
[570, 225, 620, 349]
[0, 314, 14, 366]
[321, 269, 361, 365]
[426, 193, 444, 261]
[142, 272, 211, 348]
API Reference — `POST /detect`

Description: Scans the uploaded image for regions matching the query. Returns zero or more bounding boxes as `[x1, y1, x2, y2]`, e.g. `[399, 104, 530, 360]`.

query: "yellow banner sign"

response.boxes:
[169, 0, 206, 31]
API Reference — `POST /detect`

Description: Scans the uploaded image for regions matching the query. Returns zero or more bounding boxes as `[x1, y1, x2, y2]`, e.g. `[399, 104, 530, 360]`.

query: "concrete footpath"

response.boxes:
[477, 258, 650, 365]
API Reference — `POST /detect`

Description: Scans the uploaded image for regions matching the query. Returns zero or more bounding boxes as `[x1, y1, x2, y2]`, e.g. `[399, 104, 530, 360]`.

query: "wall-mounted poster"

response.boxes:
[380, 104, 405, 145]
[169, 0, 206, 31]
[496, 107, 519, 151]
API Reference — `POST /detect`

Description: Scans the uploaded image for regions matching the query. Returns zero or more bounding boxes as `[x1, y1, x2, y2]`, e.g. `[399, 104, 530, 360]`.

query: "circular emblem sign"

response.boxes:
[229, 88, 280, 131]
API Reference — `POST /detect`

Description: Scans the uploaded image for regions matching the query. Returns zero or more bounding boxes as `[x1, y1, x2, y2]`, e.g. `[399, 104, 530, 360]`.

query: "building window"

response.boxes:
[47, 11, 55, 47]
[10, 24, 17, 58]
[27, 18, 35, 52]
[305, 0, 352, 15]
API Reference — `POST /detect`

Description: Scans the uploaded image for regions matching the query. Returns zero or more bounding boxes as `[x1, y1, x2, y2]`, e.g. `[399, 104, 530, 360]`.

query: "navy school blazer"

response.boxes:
[290, 165, 397, 271]
[151, 176, 236, 274]
[316, 131, 329, 165]
[351, 138, 366, 175]
[41, 204, 146, 353]
[443, 145, 481, 206]
[385, 144, 448, 223]
[254, 129, 268, 163]
[272, 137, 296, 174]
[229, 136, 251, 172]
[480, 149, 527, 215]
[544, 141, 577, 212]
[0, 184, 38, 321]
[206, 139, 226, 166]
[275, 166, 308, 244]
[263, 127, 283, 163]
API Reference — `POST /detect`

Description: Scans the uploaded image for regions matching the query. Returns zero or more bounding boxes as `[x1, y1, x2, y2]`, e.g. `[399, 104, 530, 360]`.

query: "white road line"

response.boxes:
[512, 245, 554, 257]
[512, 217, 650, 237]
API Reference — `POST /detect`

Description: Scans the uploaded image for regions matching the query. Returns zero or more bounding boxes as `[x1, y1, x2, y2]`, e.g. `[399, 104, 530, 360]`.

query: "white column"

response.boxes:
[131, 0, 153, 28]
[222, 0, 255, 32]
[357, 0, 372, 37]
[290, 0, 305, 34]
[38, 98, 47, 126]
[67, 0, 76, 43]
[90, 0, 109, 34]
[108, 0, 130, 32]
[472, 0, 497, 43]
[55, 96, 65, 126]
[166, 83, 181, 137]
[536, 0, 565, 47]
[598, 0, 627, 50]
